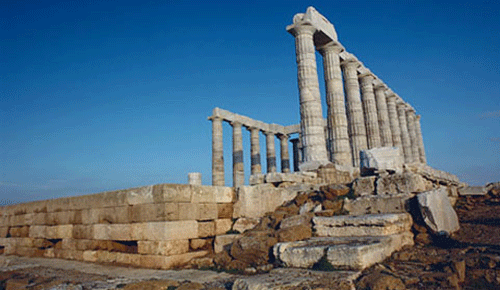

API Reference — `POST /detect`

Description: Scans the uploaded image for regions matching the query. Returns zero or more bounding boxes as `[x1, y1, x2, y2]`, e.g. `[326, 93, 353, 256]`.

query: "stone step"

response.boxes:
[313, 213, 412, 237]
[273, 232, 414, 271]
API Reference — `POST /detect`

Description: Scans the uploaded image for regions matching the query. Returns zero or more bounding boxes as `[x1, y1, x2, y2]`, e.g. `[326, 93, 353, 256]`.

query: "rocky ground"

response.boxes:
[1, 187, 500, 290]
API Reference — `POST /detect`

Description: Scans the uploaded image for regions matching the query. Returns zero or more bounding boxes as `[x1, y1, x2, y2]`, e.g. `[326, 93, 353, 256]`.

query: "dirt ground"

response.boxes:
[1, 194, 499, 290]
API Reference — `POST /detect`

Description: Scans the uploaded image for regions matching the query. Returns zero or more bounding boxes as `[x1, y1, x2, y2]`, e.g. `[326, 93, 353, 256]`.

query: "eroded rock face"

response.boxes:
[376, 172, 431, 195]
[230, 234, 278, 266]
[417, 188, 460, 235]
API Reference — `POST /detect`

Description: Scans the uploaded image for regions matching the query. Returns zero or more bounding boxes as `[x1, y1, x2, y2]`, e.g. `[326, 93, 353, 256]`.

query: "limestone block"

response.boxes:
[232, 217, 260, 233]
[153, 184, 192, 203]
[360, 147, 404, 174]
[46, 211, 80, 225]
[0, 227, 8, 238]
[138, 251, 209, 270]
[116, 252, 141, 265]
[343, 194, 411, 215]
[233, 184, 298, 218]
[125, 185, 154, 205]
[215, 219, 232, 235]
[82, 250, 98, 262]
[93, 224, 133, 241]
[217, 203, 233, 219]
[61, 239, 78, 250]
[280, 214, 312, 229]
[191, 185, 235, 203]
[131, 203, 178, 222]
[178, 203, 199, 220]
[376, 172, 430, 194]
[249, 174, 265, 185]
[417, 188, 460, 235]
[313, 213, 413, 237]
[55, 249, 84, 261]
[83, 206, 131, 224]
[32, 213, 47, 225]
[190, 238, 209, 250]
[214, 234, 240, 253]
[8, 226, 30, 237]
[32, 238, 54, 249]
[46, 197, 72, 213]
[137, 240, 189, 256]
[29, 225, 47, 238]
[72, 225, 93, 240]
[197, 203, 218, 221]
[198, 221, 215, 238]
[458, 186, 487, 196]
[44, 248, 55, 258]
[265, 173, 305, 183]
[352, 176, 376, 196]
[46, 225, 73, 239]
[133, 221, 198, 241]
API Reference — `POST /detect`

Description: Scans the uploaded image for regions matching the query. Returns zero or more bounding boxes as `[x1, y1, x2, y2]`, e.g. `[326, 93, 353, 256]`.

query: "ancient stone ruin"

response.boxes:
[0, 6, 488, 290]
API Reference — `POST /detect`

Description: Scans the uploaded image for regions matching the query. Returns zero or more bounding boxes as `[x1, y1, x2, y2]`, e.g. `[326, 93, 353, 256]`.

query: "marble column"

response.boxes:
[211, 116, 224, 186]
[405, 108, 420, 163]
[359, 71, 381, 149]
[265, 132, 277, 173]
[386, 93, 402, 152]
[396, 101, 413, 163]
[290, 24, 329, 170]
[232, 121, 244, 187]
[291, 138, 300, 172]
[374, 83, 393, 147]
[415, 115, 427, 163]
[249, 127, 262, 175]
[318, 42, 352, 166]
[279, 134, 291, 173]
[341, 55, 367, 167]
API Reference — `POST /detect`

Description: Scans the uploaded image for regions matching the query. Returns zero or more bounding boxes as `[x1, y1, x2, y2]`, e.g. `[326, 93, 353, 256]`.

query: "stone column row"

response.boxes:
[210, 119, 292, 186]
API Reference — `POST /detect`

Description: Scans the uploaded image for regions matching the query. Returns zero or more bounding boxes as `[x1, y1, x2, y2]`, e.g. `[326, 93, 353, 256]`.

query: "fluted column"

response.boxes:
[415, 115, 427, 163]
[265, 132, 277, 173]
[232, 121, 244, 187]
[405, 108, 420, 163]
[359, 72, 381, 149]
[341, 56, 367, 167]
[374, 83, 393, 147]
[290, 24, 329, 170]
[318, 42, 352, 166]
[279, 134, 291, 173]
[397, 101, 413, 163]
[249, 127, 261, 175]
[291, 138, 300, 172]
[386, 93, 402, 151]
[211, 116, 224, 186]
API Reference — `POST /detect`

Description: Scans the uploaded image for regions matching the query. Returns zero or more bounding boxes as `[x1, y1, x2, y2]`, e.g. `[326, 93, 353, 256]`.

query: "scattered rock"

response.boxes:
[358, 272, 406, 290]
[417, 188, 460, 235]
[276, 224, 312, 242]
[352, 176, 377, 196]
[230, 235, 278, 266]
[320, 184, 350, 200]
[232, 217, 260, 233]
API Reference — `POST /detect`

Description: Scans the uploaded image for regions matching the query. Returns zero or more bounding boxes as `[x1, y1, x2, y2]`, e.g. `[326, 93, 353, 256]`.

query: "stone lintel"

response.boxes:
[210, 107, 289, 136]
[287, 6, 338, 47]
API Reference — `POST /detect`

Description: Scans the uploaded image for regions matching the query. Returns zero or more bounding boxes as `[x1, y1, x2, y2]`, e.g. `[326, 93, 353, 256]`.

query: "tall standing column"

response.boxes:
[318, 42, 352, 166]
[265, 132, 277, 173]
[291, 138, 300, 172]
[279, 134, 291, 173]
[211, 116, 224, 186]
[397, 101, 413, 163]
[374, 83, 393, 147]
[232, 121, 244, 187]
[415, 115, 427, 163]
[359, 72, 381, 149]
[405, 108, 420, 163]
[289, 24, 330, 171]
[341, 55, 367, 167]
[386, 93, 402, 151]
[249, 127, 261, 175]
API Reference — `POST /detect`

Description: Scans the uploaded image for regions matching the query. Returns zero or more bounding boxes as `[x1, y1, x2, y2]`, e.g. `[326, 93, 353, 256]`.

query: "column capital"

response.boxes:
[289, 24, 316, 36]
[263, 131, 276, 137]
[277, 133, 289, 141]
[208, 115, 223, 122]
[230, 121, 242, 127]
[317, 41, 344, 55]
[373, 80, 388, 91]
[359, 70, 375, 82]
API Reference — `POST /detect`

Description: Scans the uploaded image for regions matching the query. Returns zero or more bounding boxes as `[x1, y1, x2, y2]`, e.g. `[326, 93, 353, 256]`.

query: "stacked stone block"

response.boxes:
[0, 184, 235, 269]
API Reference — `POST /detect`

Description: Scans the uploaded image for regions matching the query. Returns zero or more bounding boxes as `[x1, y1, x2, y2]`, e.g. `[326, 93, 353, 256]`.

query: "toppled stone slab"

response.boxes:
[343, 194, 411, 215]
[232, 268, 359, 290]
[407, 163, 461, 185]
[458, 186, 487, 196]
[273, 233, 413, 271]
[313, 213, 413, 237]
[417, 188, 460, 235]
[360, 147, 404, 174]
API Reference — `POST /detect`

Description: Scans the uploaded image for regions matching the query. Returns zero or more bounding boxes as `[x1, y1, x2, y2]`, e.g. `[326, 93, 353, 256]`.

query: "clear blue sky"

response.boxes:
[1, 0, 499, 205]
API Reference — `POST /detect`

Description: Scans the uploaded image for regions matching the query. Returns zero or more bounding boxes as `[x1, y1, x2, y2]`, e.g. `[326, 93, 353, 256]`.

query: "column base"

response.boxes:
[299, 160, 332, 172]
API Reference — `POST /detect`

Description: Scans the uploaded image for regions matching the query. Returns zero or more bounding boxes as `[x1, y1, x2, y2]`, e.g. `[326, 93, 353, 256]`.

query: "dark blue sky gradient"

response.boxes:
[1, 0, 499, 205]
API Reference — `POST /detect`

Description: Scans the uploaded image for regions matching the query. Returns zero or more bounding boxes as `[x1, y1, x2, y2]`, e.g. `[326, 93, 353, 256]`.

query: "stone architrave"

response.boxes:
[211, 116, 224, 186]
[265, 132, 277, 173]
[287, 23, 330, 171]
[232, 121, 244, 187]
[405, 107, 420, 163]
[249, 127, 262, 175]
[415, 115, 427, 163]
[396, 100, 413, 163]
[373, 82, 392, 147]
[341, 54, 368, 167]
[279, 134, 291, 173]
[386, 93, 402, 152]
[318, 42, 352, 166]
[359, 71, 381, 149]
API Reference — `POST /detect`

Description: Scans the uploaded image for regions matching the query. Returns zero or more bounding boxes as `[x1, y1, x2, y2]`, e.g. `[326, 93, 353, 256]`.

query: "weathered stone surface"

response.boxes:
[197, 203, 218, 221]
[320, 184, 350, 200]
[137, 240, 189, 256]
[276, 224, 312, 242]
[458, 186, 487, 196]
[233, 184, 297, 218]
[232, 268, 359, 290]
[279, 214, 312, 229]
[217, 203, 233, 219]
[343, 194, 411, 215]
[417, 188, 460, 235]
[124, 185, 154, 205]
[215, 219, 232, 235]
[314, 213, 413, 237]
[133, 221, 198, 241]
[357, 272, 406, 290]
[232, 217, 260, 234]
[93, 224, 132, 240]
[265, 173, 304, 183]
[352, 176, 376, 196]
[191, 185, 235, 203]
[376, 172, 431, 195]
[230, 235, 278, 265]
[360, 147, 404, 174]
[197, 221, 215, 238]
[214, 234, 240, 253]
[130, 203, 178, 222]
[248, 174, 265, 185]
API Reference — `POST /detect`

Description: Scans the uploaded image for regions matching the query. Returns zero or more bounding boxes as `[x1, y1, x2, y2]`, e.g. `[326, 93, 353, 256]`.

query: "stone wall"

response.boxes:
[0, 184, 235, 269]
